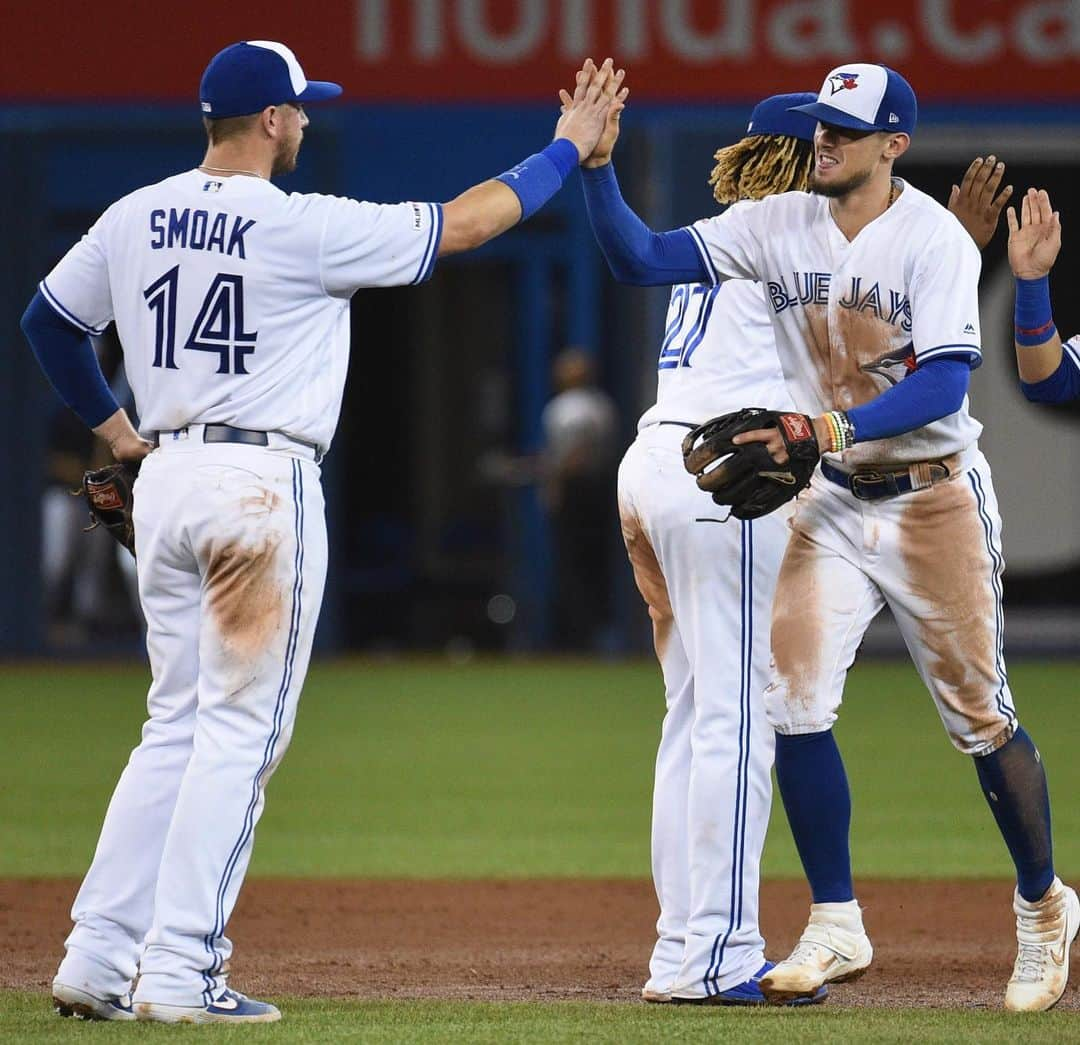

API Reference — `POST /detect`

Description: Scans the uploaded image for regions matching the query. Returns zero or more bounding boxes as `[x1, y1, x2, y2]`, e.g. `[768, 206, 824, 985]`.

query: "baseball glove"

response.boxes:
[82, 462, 139, 556]
[682, 407, 820, 520]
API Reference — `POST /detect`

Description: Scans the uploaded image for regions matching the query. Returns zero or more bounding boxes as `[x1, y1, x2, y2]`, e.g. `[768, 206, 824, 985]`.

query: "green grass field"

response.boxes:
[3, 994, 1078, 1043]
[2, 657, 1079, 1040]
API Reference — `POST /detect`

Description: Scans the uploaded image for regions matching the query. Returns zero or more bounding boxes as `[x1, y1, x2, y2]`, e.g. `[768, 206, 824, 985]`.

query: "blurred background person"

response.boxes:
[541, 347, 619, 652]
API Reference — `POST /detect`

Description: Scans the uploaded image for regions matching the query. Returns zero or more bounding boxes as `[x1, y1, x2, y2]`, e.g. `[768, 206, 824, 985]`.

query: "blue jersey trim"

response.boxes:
[916, 343, 982, 368]
[1064, 339, 1080, 375]
[414, 202, 443, 285]
[39, 279, 107, 336]
[685, 226, 720, 286]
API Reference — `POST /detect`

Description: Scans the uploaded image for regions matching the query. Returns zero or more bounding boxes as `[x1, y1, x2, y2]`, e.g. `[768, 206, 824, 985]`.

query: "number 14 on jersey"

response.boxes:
[143, 267, 257, 374]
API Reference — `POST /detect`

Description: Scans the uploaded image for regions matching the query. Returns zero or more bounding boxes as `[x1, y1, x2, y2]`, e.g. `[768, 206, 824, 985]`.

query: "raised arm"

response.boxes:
[1005, 188, 1078, 401]
[438, 58, 621, 256]
[948, 155, 1013, 251]
[564, 77, 709, 286]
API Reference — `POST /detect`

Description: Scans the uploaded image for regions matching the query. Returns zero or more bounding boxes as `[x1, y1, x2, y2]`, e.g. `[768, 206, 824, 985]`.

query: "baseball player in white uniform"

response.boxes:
[583, 63, 1076, 1012]
[591, 91, 825, 1004]
[22, 43, 620, 1023]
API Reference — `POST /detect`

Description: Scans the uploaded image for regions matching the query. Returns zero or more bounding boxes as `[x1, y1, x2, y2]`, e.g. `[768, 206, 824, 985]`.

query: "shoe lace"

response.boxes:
[1013, 938, 1046, 983]
[1012, 898, 1064, 983]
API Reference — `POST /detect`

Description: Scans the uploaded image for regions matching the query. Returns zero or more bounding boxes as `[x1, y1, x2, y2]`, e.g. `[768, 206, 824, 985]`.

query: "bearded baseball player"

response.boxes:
[581, 62, 1076, 1012]
[21, 43, 620, 1023]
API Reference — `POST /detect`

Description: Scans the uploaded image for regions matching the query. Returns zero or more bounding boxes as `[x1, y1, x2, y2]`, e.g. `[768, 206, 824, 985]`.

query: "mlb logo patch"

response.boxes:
[829, 72, 860, 95]
[203, 180, 224, 193]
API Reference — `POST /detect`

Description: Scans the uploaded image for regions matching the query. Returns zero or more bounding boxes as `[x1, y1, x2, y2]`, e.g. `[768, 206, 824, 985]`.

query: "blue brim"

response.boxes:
[298, 80, 343, 103]
[788, 101, 880, 133]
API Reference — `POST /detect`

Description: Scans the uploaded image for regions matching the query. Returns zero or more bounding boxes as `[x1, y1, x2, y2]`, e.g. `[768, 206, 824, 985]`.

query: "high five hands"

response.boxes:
[947, 156, 1013, 251]
[1008, 188, 1062, 280]
[555, 58, 628, 165]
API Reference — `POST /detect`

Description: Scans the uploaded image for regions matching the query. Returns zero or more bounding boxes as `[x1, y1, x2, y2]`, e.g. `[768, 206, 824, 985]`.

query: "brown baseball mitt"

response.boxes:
[82, 462, 140, 556]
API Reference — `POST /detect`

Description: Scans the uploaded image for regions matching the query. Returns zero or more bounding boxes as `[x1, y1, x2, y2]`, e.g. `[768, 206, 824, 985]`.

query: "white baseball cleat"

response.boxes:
[52, 982, 135, 1021]
[640, 985, 672, 1003]
[134, 987, 281, 1023]
[759, 900, 873, 1003]
[1005, 877, 1080, 1012]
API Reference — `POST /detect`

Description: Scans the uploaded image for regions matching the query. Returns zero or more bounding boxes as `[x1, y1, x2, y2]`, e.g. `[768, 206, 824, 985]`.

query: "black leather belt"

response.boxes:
[155, 424, 322, 460]
[820, 458, 951, 501]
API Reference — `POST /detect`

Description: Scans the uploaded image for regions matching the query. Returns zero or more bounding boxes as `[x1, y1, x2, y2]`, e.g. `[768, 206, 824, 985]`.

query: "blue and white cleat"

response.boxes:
[135, 987, 282, 1024]
[670, 961, 828, 1006]
[52, 982, 135, 1021]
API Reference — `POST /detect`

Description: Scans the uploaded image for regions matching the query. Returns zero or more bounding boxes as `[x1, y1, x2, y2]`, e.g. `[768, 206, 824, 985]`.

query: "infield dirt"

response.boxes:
[4, 878, 1078, 1010]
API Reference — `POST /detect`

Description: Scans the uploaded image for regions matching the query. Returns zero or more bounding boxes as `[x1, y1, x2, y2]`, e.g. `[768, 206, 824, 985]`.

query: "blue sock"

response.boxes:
[974, 726, 1055, 903]
[774, 730, 854, 903]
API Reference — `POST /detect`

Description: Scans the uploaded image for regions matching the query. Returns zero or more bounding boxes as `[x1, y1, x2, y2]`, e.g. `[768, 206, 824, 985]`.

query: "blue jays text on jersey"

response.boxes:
[149, 208, 256, 258]
[766, 272, 913, 332]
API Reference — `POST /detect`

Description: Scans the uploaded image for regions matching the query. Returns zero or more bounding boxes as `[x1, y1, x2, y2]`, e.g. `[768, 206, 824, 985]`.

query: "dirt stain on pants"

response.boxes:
[619, 507, 673, 661]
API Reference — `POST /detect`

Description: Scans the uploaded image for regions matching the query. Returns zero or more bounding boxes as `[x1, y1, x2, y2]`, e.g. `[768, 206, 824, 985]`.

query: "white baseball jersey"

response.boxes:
[685, 181, 984, 467]
[638, 278, 795, 428]
[1062, 335, 1080, 376]
[40, 169, 443, 452]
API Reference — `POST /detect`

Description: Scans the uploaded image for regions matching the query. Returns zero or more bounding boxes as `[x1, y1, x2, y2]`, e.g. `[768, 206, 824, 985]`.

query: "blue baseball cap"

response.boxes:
[746, 92, 817, 142]
[789, 64, 917, 136]
[200, 41, 342, 119]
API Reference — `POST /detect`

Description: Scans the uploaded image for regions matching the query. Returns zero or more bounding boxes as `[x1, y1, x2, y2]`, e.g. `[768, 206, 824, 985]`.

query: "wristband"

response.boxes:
[1015, 276, 1057, 347]
[495, 138, 579, 222]
[823, 410, 855, 453]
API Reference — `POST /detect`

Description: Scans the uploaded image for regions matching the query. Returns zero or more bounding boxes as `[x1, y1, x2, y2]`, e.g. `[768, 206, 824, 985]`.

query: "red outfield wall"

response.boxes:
[2, 0, 1078, 103]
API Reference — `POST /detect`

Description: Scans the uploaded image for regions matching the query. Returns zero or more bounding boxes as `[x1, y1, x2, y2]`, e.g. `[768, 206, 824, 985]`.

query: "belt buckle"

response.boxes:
[849, 471, 884, 500]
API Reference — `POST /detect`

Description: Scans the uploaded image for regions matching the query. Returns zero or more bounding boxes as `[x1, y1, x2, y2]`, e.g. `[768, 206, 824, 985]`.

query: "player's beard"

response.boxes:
[810, 161, 875, 198]
[271, 134, 301, 176]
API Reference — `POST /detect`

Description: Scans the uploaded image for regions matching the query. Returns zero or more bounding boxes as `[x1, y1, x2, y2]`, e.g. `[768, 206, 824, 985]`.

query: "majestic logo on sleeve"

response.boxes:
[829, 72, 860, 95]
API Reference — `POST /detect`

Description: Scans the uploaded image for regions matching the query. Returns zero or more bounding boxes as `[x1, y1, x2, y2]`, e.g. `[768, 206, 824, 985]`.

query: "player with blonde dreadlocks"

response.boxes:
[575, 92, 826, 1005]
[708, 121, 814, 204]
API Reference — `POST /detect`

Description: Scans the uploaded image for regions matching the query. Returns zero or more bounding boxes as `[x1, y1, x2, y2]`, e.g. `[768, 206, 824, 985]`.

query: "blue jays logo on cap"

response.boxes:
[789, 63, 917, 136]
[200, 41, 343, 120]
[828, 72, 860, 96]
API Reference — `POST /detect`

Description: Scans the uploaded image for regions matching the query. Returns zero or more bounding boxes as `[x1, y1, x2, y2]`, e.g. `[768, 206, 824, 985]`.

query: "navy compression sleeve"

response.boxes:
[1021, 351, 1080, 404]
[846, 357, 970, 442]
[580, 163, 709, 286]
[21, 291, 119, 428]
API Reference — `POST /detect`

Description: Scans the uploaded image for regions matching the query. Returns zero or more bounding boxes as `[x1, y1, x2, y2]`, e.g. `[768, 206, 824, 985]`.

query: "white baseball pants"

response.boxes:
[55, 434, 326, 1007]
[618, 423, 790, 999]
[766, 448, 1016, 755]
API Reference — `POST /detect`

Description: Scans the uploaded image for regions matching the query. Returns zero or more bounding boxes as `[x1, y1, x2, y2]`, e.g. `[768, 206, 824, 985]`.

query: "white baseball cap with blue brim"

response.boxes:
[788, 64, 917, 136]
[200, 41, 342, 119]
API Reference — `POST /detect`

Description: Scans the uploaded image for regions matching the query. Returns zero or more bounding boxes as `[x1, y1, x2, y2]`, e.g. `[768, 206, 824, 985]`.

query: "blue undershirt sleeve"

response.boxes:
[580, 163, 709, 287]
[846, 356, 970, 443]
[1020, 350, 1080, 404]
[21, 291, 119, 429]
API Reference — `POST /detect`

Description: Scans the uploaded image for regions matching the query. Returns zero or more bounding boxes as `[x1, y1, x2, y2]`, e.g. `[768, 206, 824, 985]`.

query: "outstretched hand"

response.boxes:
[554, 58, 625, 164]
[948, 155, 1013, 251]
[1007, 188, 1062, 280]
[559, 77, 629, 169]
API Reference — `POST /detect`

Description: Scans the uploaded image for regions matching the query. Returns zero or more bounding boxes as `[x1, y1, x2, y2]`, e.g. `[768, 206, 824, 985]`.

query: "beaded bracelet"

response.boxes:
[823, 410, 855, 453]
